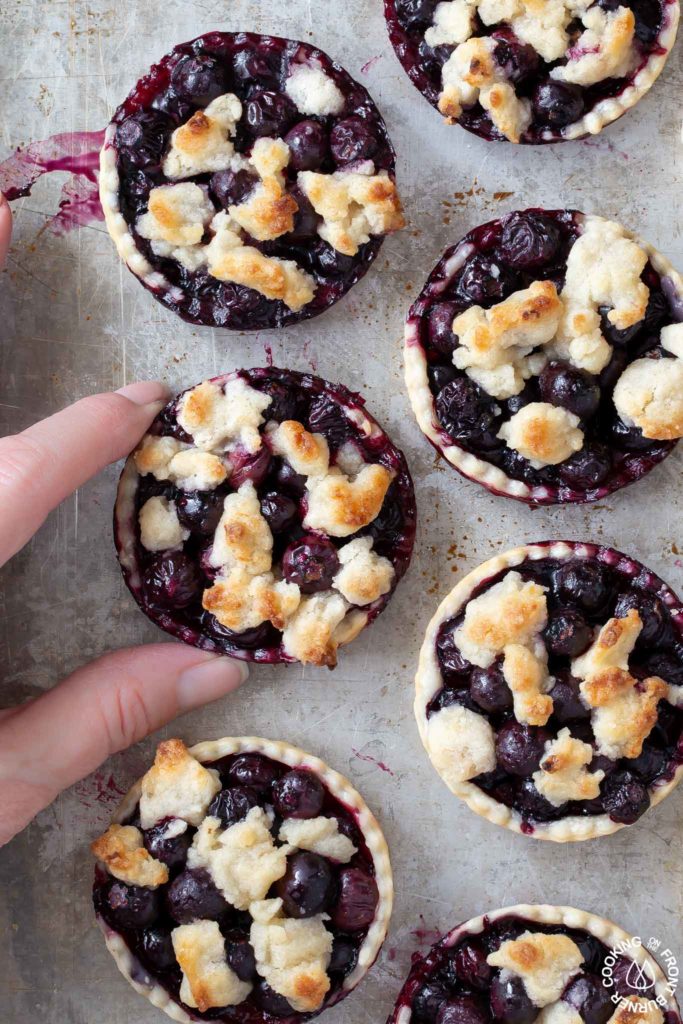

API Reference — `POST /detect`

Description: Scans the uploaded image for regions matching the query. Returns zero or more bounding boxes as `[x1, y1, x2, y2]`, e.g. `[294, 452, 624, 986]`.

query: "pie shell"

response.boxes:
[95, 735, 394, 1023]
[414, 540, 683, 842]
[404, 212, 683, 505]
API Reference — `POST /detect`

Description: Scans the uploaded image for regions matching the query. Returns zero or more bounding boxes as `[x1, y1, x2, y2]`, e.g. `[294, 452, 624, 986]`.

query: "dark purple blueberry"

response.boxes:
[539, 362, 600, 419]
[418, 38, 454, 73]
[429, 365, 459, 393]
[599, 348, 629, 390]
[143, 820, 192, 869]
[496, 721, 549, 776]
[329, 937, 358, 976]
[532, 81, 585, 129]
[227, 753, 281, 794]
[139, 928, 176, 970]
[245, 90, 297, 138]
[273, 458, 307, 497]
[505, 382, 538, 417]
[435, 377, 497, 441]
[614, 590, 668, 646]
[610, 418, 653, 450]
[314, 242, 357, 277]
[287, 185, 320, 241]
[490, 972, 538, 1024]
[549, 671, 591, 723]
[456, 254, 519, 306]
[591, 753, 616, 777]
[260, 492, 298, 533]
[601, 769, 651, 824]
[491, 31, 540, 84]
[438, 997, 489, 1024]
[544, 610, 592, 658]
[176, 491, 224, 536]
[233, 47, 282, 87]
[259, 380, 301, 423]
[626, 745, 668, 785]
[578, 935, 606, 974]
[229, 446, 272, 489]
[208, 785, 259, 828]
[284, 119, 329, 171]
[142, 553, 200, 609]
[599, 0, 661, 44]
[274, 851, 334, 918]
[612, 956, 657, 1000]
[413, 981, 450, 1022]
[329, 867, 379, 932]
[470, 665, 513, 713]
[282, 535, 340, 593]
[225, 933, 257, 982]
[205, 617, 280, 651]
[554, 561, 610, 613]
[116, 111, 173, 170]
[451, 939, 493, 991]
[254, 981, 294, 1016]
[517, 778, 564, 821]
[559, 444, 613, 491]
[396, 0, 439, 28]
[643, 289, 670, 331]
[170, 55, 227, 106]
[565, 973, 613, 1024]
[308, 394, 350, 446]
[330, 116, 379, 164]
[209, 168, 258, 210]
[428, 302, 460, 355]
[106, 882, 160, 929]
[436, 624, 472, 681]
[599, 307, 643, 347]
[498, 212, 562, 270]
[166, 867, 230, 923]
[273, 768, 325, 818]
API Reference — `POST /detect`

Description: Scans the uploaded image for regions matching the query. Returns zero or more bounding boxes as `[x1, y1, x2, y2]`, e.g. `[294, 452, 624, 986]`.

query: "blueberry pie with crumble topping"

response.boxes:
[99, 32, 405, 329]
[115, 367, 416, 666]
[387, 904, 681, 1024]
[415, 541, 683, 841]
[405, 209, 683, 505]
[92, 736, 392, 1022]
[384, 0, 679, 143]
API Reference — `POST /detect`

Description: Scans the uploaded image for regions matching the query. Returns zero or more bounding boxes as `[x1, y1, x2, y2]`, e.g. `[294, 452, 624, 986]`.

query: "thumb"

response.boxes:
[0, 194, 11, 269]
[0, 644, 249, 846]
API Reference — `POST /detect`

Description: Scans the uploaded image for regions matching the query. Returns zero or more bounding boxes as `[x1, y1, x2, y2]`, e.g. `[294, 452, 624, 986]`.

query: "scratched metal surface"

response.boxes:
[1, 1, 682, 1021]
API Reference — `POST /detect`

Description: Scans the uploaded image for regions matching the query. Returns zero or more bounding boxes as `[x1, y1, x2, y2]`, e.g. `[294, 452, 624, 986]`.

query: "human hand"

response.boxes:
[0, 198, 248, 846]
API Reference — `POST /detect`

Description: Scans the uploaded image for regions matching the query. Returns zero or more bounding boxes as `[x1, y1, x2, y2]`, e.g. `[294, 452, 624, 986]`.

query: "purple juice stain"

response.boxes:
[0, 129, 106, 235]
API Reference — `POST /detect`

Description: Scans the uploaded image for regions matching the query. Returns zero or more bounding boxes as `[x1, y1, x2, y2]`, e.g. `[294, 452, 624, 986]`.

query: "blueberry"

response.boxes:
[275, 851, 334, 918]
[544, 610, 592, 658]
[366, 486, 404, 551]
[491, 31, 539, 84]
[139, 928, 176, 970]
[438, 997, 490, 1024]
[643, 289, 670, 332]
[260, 380, 302, 422]
[436, 622, 472, 680]
[314, 243, 357, 277]
[142, 553, 200, 609]
[208, 785, 259, 828]
[413, 981, 450, 1022]
[517, 778, 564, 821]
[578, 935, 607, 974]
[260, 492, 298, 533]
[209, 168, 258, 209]
[329, 867, 379, 932]
[245, 90, 297, 138]
[329, 937, 358, 976]
[559, 444, 613, 491]
[612, 956, 657, 1000]
[170, 55, 227, 106]
[498, 212, 562, 270]
[229, 446, 272, 490]
[599, 307, 643, 347]
[282, 535, 340, 593]
[565, 973, 614, 1024]
[599, 0, 661, 44]
[601, 769, 651, 824]
[614, 590, 668, 645]
[470, 665, 513, 713]
[496, 721, 549, 776]
[143, 819, 192, 869]
[429, 365, 459, 393]
[116, 111, 173, 171]
[166, 867, 230, 923]
[285, 119, 330, 171]
[490, 972, 538, 1024]
[456, 254, 519, 306]
[549, 671, 591, 723]
[233, 48, 282, 87]
[273, 458, 307, 497]
[176, 491, 224, 536]
[273, 768, 325, 818]
[532, 81, 585, 129]
[106, 882, 160, 929]
[505, 382, 538, 417]
[396, 0, 439, 28]
[308, 394, 351, 446]
[227, 753, 281, 794]
[287, 185, 320, 241]
[254, 980, 294, 1016]
[539, 361, 600, 419]
[435, 377, 497, 441]
[418, 38, 455, 73]
[554, 562, 610, 613]
[428, 302, 461, 355]
[330, 116, 378, 164]
[451, 939, 493, 990]
[626, 745, 668, 785]
[225, 933, 257, 981]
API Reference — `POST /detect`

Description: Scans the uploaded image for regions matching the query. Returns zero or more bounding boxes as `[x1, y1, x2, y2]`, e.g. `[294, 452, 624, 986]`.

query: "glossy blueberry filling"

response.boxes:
[428, 546, 683, 831]
[93, 752, 379, 1023]
[384, 0, 674, 143]
[109, 32, 397, 329]
[387, 913, 680, 1024]
[116, 367, 416, 663]
[409, 209, 678, 505]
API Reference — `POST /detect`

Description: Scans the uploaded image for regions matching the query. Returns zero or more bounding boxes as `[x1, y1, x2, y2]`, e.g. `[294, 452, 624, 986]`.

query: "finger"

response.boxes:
[0, 381, 169, 565]
[0, 645, 249, 846]
[0, 194, 11, 268]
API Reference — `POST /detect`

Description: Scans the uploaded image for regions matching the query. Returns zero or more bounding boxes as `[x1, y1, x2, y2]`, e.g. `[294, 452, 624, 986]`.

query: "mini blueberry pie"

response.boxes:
[387, 903, 681, 1024]
[384, 0, 679, 143]
[92, 736, 392, 1022]
[115, 367, 416, 666]
[405, 209, 683, 505]
[415, 541, 683, 841]
[99, 32, 404, 330]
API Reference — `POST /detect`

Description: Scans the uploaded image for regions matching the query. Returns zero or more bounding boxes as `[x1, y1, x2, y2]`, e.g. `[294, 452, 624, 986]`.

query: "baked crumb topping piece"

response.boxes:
[608, 1001, 665, 1024]
[533, 728, 604, 805]
[613, 356, 683, 441]
[285, 64, 345, 116]
[454, 571, 548, 667]
[250, 897, 333, 1012]
[268, 419, 330, 476]
[497, 402, 584, 467]
[299, 167, 405, 256]
[551, 6, 636, 87]
[91, 824, 169, 888]
[228, 139, 298, 243]
[208, 481, 274, 574]
[138, 496, 189, 552]
[426, 703, 497, 784]
[172, 919, 253, 1011]
[502, 642, 553, 726]
[487, 931, 584, 1006]
[135, 436, 228, 491]
[177, 378, 272, 453]
[282, 592, 350, 667]
[163, 94, 242, 180]
[332, 537, 395, 606]
[305, 464, 395, 537]
[278, 816, 357, 862]
[139, 739, 221, 829]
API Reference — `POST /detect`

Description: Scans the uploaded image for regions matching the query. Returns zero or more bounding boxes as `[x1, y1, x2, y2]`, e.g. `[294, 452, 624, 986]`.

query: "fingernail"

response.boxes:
[0, 192, 7, 209]
[177, 656, 250, 712]
[117, 380, 170, 406]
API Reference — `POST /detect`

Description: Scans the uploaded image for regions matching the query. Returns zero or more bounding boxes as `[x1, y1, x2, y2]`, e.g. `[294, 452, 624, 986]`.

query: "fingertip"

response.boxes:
[0, 195, 12, 269]
[176, 654, 250, 713]
[116, 380, 170, 407]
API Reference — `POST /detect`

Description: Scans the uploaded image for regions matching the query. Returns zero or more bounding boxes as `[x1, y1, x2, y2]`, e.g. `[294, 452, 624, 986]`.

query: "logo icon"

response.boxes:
[602, 936, 678, 1013]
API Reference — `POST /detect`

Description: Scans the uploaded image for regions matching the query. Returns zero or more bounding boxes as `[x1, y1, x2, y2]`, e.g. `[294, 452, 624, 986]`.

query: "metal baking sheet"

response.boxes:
[1, 2, 682, 1021]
